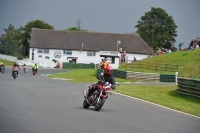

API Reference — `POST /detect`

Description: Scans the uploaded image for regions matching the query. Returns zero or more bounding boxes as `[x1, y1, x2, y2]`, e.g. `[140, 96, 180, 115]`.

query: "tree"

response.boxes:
[22, 20, 54, 56]
[135, 7, 178, 50]
[67, 27, 80, 31]
[0, 24, 23, 55]
[64, 18, 87, 31]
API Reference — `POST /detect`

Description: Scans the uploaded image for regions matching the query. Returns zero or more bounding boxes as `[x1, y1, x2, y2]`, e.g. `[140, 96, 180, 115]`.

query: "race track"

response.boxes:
[0, 67, 199, 133]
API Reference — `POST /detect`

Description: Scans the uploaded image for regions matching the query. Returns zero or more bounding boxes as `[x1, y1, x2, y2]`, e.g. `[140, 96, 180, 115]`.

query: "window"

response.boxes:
[63, 50, 72, 55]
[87, 52, 96, 56]
[37, 49, 43, 53]
[44, 49, 49, 54]
[106, 57, 115, 64]
[37, 49, 49, 54]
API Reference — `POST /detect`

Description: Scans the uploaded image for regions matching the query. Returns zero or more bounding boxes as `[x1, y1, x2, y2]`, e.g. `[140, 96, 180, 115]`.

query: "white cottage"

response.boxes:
[29, 28, 153, 69]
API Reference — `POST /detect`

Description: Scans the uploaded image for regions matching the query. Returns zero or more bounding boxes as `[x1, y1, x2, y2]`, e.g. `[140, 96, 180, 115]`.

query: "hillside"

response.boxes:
[120, 48, 200, 79]
[142, 48, 200, 65]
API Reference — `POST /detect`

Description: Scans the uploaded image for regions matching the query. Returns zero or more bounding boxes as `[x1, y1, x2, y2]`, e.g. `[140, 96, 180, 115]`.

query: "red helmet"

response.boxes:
[105, 66, 113, 76]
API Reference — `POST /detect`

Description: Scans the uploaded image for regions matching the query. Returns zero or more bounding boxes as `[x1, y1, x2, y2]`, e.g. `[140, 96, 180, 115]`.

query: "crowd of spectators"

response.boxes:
[179, 37, 200, 51]
[154, 37, 200, 56]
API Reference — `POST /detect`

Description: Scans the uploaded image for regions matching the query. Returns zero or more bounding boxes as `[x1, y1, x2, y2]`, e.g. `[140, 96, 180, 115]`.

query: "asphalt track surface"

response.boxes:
[0, 67, 200, 133]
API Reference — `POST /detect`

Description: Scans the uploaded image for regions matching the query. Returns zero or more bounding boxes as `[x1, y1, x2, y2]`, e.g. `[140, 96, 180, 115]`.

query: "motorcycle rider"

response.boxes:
[87, 65, 116, 98]
[23, 63, 27, 71]
[12, 62, 20, 76]
[32, 63, 39, 73]
[0, 63, 5, 71]
[23, 63, 26, 67]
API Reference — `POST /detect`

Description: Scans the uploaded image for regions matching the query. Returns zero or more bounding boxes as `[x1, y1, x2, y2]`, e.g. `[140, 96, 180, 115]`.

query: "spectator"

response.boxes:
[99, 59, 104, 69]
[170, 44, 176, 52]
[195, 38, 200, 48]
[121, 51, 126, 62]
[179, 42, 184, 51]
[103, 59, 109, 70]
[161, 48, 167, 53]
[134, 57, 136, 61]
[157, 48, 162, 55]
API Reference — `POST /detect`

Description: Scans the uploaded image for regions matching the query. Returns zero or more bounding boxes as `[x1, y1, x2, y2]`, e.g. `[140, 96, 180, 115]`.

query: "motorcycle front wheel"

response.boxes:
[94, 98, 105, 111]
[83, 99, 90, 108]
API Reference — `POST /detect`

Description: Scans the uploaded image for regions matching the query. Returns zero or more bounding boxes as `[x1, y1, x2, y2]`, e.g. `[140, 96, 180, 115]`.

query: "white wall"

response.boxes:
[125, 53, 148, 63]
[29, 48, 102, 68]
[29, 48, 148, 68]
[0, 54, 17, 62]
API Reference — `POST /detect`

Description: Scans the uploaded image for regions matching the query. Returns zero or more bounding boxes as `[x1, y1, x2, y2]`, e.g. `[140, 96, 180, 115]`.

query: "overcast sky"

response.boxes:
[0, 0, 199, 48]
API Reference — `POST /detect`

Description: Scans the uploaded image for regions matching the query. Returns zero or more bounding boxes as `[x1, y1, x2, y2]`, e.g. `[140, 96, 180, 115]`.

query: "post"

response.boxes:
[175, 72, 178, 85]
[117, 40, 121, 52]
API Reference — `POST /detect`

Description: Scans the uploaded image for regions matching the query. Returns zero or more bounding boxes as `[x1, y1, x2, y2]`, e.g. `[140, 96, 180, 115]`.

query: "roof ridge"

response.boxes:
[31, 28, 139, 36]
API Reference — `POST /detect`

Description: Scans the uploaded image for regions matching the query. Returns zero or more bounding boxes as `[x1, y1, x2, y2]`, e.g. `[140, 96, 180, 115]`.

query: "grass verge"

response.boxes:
[47, 69, 137, 83]
[0, 59, 14, 66]
[116, 84, 200, 117]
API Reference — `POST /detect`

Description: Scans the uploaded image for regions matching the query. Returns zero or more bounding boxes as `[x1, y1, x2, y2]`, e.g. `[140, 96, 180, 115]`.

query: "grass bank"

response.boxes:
[0, 59, 14, 66]
[119, 48, 200, 78]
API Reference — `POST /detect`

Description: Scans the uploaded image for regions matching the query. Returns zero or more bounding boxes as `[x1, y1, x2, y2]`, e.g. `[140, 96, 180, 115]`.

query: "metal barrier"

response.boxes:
[97, 69, 176, 82]
[160, 74, 176, 82]
[177, 77, 200, 98]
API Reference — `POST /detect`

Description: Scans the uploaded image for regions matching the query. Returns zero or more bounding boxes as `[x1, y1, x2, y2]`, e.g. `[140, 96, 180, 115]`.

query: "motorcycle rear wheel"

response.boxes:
[83, 99, 90, 108]
[94, 98, 105, 111]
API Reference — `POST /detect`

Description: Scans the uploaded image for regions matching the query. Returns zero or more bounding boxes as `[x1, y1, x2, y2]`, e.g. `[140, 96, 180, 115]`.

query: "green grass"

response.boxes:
[48, 69, 137, 83]
[116, 84, 200, 117]
[0, 59, 15, 66]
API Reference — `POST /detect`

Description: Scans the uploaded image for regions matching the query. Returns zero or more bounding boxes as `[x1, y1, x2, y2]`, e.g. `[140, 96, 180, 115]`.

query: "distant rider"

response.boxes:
[12, 62, 20, 76]
[23, 63, 26, 67]
[0, 63, 5, 71]
[87, 65, 116, 98]
[32, 63, 39, 73]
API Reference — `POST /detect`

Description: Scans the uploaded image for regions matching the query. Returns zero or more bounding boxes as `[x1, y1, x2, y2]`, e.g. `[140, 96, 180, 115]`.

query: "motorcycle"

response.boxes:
[32, 67, 37, 75]
[23, 66, 27, 73]
[13, 67, 18, 79]
[0, 66, 5, 73]
[83, 81, 118, 111]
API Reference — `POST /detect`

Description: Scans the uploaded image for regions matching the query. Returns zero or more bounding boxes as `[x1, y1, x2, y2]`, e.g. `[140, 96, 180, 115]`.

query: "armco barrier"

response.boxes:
[127, 72, 160, 82]
[96, 69, 127, 78]
[177, 77, 200, 98]
[113, 69, 127, 78]
[160, 74, 176, 82]
[97, 69, 176, 82]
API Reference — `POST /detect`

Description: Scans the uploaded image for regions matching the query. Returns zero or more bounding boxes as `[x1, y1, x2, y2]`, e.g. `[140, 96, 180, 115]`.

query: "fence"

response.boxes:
[177, 77, 200, 98]
[0, 43, 26, 59]
[125, 61, 184, 72]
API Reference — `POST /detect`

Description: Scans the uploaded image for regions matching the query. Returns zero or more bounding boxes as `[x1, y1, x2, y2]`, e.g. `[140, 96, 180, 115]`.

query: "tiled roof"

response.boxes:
[30, 28, 153, 54]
